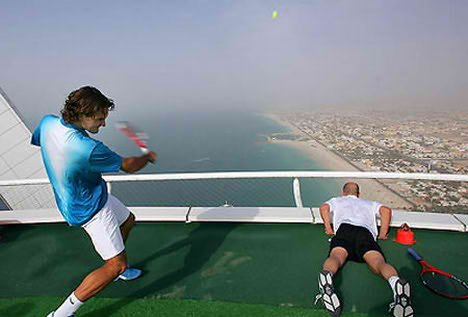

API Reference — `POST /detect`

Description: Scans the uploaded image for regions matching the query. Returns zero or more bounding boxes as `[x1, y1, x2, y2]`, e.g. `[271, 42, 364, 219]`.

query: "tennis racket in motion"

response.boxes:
[408, 247, 468, 299]
[116, 121, 150, 154]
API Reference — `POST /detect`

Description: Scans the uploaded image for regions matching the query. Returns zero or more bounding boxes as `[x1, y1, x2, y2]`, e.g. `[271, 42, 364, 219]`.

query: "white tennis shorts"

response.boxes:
[82, 194, 131, 260]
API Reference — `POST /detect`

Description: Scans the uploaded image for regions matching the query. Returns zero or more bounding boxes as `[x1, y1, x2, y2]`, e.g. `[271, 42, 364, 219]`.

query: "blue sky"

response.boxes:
[1, 0, 467, 127]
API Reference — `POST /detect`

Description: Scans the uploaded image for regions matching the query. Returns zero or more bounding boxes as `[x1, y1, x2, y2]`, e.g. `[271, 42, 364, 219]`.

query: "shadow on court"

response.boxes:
[82, 208, 259, 316]
[3, 216, 468, 316]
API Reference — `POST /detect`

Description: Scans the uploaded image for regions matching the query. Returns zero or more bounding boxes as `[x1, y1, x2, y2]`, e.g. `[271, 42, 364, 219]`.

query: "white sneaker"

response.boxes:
[315, 270, 341, 316]
[389, 279, 414, 317]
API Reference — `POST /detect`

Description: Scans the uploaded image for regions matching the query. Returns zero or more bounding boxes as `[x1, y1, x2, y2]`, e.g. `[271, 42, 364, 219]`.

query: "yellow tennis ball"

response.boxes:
[272, 11, 278, 19]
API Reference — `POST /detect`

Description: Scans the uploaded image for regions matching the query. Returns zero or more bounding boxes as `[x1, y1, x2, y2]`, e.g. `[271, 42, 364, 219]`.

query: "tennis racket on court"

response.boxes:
[116, 121, 150, 154]
[408, 247, 468, 299]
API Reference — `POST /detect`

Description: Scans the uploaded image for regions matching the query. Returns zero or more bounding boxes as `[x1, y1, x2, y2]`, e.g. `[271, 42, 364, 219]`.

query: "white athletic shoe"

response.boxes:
[389, 279, 414, 317]
[315, 270, 342, 317]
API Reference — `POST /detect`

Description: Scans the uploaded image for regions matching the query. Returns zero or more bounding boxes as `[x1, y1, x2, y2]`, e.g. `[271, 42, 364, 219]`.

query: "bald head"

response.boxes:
[343, 182, 360, 196]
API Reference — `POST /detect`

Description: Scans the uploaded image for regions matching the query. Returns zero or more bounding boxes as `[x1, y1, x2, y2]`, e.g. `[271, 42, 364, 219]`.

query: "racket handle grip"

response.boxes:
[140, 147, 156, 164]
[407, 247, 423, 261]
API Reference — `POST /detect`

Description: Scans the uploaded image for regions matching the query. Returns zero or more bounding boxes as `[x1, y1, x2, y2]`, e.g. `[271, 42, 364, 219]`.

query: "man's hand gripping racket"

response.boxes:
[116, 121, 156, 163]
[408, 248, 468, 299]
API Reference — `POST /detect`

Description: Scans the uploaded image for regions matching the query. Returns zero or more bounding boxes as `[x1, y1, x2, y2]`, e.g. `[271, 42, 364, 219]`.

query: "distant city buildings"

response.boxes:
[274, 111, 468, 213]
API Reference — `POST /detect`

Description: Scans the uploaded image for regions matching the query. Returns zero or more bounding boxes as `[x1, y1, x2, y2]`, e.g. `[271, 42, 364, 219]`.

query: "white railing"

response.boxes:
[0, 171, 467, 231]
[2, 170, 466, 186]
[1, 170, 467, 208]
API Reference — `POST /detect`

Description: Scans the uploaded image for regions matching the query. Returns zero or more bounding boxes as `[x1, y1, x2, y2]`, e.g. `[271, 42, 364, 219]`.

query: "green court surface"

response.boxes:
[1, 222, 467, 316]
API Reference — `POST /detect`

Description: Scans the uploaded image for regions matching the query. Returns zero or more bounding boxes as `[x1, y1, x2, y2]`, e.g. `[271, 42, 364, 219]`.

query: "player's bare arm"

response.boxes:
[319, 203, 334, 235]
[378, 205, 392, 240]
[121, 152, 157, 173]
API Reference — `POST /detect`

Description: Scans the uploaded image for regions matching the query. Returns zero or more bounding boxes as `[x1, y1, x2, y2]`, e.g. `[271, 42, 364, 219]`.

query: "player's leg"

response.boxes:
[75, 250, 127, 300]
[317, 247, 347, 316]
[120, 211, 135, 243]
[47, 251, 127, 317]
[316, 225, 350, 317]
[323, 247, 348, 274]
[107, 195, 142, 280]
[363, 251, 413, 317]
[363, 250, 397, 279]
[105, 194, 135, 243]
[47, 196, 139, 317]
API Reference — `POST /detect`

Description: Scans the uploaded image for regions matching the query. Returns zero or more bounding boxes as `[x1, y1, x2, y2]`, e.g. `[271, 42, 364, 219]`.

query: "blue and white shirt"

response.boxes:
[31, 115, 122, 226]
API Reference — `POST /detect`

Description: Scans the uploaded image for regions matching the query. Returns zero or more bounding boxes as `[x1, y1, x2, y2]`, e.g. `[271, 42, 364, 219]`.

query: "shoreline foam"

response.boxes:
[263, 113, 413, 209]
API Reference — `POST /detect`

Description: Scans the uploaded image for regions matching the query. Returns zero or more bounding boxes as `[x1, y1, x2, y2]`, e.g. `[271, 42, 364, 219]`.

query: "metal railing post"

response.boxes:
[293, 177, 303, 207]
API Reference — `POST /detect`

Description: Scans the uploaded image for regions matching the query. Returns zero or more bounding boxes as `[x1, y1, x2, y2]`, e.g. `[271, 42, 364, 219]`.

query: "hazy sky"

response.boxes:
[1, 0, 467, 128]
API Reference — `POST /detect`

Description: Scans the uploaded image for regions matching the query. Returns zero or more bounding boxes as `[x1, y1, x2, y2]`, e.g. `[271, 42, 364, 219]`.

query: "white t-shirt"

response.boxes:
[325, 195, 382, 240]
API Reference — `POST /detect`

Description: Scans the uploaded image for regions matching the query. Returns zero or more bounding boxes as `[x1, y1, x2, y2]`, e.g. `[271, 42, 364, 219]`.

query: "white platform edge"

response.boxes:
[187, 207, 314, 223]
[391, 209, 465, 232]
[453, 214, 468, 232]
[0, 207, 190, 224]
[0, 207, 466, 232]
[131, 207, 189, 222]
[0, 208, 65, 224]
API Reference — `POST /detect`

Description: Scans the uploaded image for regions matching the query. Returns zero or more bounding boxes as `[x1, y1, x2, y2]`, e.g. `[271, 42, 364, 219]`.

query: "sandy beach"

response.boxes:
[264, 113, 413, 209]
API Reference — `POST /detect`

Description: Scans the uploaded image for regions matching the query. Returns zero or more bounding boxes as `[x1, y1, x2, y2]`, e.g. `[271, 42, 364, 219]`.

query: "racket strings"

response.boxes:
[422, 272, 468, 298]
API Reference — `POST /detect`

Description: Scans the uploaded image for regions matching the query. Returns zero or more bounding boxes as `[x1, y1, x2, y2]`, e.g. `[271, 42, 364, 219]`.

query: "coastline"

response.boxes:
[263, 113, 413, 209]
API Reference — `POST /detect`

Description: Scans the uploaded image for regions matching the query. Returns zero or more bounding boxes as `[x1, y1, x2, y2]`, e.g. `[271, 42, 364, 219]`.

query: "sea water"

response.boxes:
[99, 111, 339, 207]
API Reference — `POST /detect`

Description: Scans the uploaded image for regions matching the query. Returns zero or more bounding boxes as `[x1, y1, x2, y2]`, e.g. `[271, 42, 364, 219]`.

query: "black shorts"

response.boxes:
[329, 223, 385, 263]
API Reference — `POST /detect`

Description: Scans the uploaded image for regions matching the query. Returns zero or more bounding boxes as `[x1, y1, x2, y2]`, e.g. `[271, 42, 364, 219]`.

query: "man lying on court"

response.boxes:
[315, 182, 414, 317]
